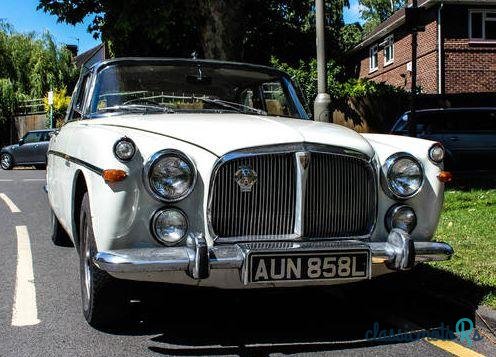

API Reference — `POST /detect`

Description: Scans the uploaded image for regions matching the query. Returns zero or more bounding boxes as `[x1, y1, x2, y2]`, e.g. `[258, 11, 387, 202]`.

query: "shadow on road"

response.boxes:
[100, 264, 493, 355]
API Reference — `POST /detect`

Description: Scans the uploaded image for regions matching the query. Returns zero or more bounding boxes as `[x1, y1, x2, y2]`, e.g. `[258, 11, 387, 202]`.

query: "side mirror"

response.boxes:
[18, 138, 24, 146]
[48, 130, 59, 139]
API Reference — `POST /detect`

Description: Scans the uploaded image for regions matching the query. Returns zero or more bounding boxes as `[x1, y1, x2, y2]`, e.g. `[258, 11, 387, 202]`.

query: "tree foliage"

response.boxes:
[0, 23, 78, 99]
[38, 0, 353, 65]
[359, 0, 407, 34]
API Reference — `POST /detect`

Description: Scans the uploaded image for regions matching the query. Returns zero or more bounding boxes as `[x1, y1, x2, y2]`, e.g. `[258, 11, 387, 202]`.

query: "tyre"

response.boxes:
[1, 153, 13, 170]
[79, 193, 128, 328]
[50, 208, 73, 247]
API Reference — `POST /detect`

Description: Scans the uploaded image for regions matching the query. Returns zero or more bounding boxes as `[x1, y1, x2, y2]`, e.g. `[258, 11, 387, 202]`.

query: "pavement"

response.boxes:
[0, 168, 495, 356]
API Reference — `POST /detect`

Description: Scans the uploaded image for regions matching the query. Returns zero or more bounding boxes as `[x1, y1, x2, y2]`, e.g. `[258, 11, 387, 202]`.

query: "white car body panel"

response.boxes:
[46, 59, 452, 290]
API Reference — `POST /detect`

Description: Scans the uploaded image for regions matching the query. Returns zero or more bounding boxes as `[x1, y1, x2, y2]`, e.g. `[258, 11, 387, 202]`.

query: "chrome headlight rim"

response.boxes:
[384, 152, 424, 200]
[150, 208, 189, 246]
[143, 149, 197, 203]
[113, 137, 136, 162]
[385, 204, 417, 233]
[428, 143, 445, 164]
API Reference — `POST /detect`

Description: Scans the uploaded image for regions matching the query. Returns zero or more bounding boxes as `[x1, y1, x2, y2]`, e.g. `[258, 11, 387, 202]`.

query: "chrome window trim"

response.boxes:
[142, 149, 197, 203]
[382, 152, 425, 200]
[207, 143, 377, 243]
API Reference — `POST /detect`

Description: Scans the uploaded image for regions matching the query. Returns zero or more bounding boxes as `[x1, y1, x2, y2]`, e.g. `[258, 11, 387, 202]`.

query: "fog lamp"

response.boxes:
[386, 205, 417, 233]
[152, 208, 188, 245]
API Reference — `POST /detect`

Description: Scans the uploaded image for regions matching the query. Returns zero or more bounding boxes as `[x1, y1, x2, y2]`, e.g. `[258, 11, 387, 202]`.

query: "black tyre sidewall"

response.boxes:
[79, 193, 127, 328]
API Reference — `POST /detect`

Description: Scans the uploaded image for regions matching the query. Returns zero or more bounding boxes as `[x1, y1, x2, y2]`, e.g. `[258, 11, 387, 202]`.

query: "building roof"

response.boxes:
[348, 0, 496, 54]
[75, 43, 105, 69]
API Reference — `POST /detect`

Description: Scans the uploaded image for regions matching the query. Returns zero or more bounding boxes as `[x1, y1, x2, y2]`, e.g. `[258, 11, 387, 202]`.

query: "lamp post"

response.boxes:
[48, 90, 54, 129]
[313, 0, 331, 122]
[408, 0, 419, 137]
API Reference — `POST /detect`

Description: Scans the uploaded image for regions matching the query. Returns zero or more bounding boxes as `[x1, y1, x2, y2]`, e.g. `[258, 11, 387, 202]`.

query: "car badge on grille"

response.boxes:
[234, 166, 257, 192]
[298, 152, 311, 169]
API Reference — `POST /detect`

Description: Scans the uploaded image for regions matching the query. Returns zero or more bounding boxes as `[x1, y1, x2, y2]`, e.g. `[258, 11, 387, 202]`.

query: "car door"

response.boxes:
[15, 131, 43, 164]
[35, 131, 51, 163]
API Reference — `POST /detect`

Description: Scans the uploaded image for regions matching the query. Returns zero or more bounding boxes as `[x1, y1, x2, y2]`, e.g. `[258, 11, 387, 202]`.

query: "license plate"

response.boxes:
[248, 251, 370, 283]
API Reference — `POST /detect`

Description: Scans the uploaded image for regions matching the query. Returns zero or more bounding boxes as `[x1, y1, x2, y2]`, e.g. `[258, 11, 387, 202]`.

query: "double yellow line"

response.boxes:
[426, 339, 485, 357]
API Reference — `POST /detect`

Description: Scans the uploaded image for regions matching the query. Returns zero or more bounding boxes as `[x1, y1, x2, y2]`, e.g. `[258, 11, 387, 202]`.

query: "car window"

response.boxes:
[41, 132, 51, 141]
[432, 111, 496, 133]
[23, 132, 42, 144]
[73, 74, 91, 119]
[89, 63, 306, 119]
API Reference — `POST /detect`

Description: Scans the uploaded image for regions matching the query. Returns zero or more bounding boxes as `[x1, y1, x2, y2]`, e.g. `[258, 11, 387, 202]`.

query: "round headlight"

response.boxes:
[144, 150, 196, 202]
[386, 205, 417, 233]
[113, 138, 136, 161]
[152, 209, 188, 245]
[386, 154, 423, 198]
[429, 143, 444, 164]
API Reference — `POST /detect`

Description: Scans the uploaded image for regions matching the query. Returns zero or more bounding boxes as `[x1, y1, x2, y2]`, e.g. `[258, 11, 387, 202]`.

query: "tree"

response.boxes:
[359, 0, 407, 34]
[38, 0, 351, 65]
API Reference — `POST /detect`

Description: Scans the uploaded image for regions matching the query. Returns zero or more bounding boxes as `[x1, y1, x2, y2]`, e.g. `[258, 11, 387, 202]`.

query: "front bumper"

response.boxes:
[94, 229, 453, 286]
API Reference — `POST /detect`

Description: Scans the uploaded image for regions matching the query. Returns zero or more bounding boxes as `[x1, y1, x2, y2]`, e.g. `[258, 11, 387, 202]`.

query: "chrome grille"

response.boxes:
[209, 145, 377, 242]
[304, 153, 375, 237]
[210, 153, 296, 238]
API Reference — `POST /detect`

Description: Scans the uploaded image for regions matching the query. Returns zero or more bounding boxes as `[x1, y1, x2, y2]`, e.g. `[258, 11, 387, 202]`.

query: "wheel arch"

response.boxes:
[72, 169, 89, 251]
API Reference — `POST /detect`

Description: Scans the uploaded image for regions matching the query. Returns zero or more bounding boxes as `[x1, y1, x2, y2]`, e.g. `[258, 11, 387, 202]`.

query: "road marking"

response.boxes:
[0, 179, 13, 182]
[426, 339, 485, 357]
[11, 226, 40, 326]
[22, 179, 46, 182]
[0, 193, 21, 213]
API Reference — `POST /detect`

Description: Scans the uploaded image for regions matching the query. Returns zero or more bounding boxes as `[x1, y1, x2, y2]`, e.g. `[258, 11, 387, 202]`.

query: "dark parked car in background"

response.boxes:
[391, 108, 496, 174]
[1, 129, 55, 170]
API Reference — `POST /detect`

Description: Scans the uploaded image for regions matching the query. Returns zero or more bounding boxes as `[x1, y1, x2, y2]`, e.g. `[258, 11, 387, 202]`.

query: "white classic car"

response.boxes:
[47, 58, 453, 327]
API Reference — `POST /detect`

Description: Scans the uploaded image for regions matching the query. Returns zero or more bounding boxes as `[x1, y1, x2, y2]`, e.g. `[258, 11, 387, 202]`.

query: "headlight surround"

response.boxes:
[428, 143, 445, 164]
[151, 208, 188, 245]
[113, 137, 136, 161]
[143, 150, 196, 202]
[385, 153, 424, 199]
[386, 205, 417, 233]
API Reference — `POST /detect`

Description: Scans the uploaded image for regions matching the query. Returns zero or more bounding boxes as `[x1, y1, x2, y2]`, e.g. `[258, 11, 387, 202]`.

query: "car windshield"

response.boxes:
[89, 62, 307, 119]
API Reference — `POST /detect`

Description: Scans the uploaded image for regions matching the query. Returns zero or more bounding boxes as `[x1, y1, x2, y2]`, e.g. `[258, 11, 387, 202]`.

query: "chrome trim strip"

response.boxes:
[47, 150, 103, 175]
[294, 151, 310, 236]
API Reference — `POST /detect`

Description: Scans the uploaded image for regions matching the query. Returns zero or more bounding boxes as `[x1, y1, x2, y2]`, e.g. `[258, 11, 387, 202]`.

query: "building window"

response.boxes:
[469, 10, 496, 40]
[383, 36, 394, 65]
[369, 45, 378, 72]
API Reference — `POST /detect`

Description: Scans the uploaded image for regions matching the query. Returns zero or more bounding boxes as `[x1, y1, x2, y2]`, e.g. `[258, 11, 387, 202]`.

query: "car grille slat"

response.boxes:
[209, 149, 376, 241]
[303, 154, 375, 238]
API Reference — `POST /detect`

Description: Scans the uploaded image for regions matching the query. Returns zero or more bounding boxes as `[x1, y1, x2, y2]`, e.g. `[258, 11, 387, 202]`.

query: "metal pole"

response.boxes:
[408, 0, 418, 137]
[313, 0, 331, 122]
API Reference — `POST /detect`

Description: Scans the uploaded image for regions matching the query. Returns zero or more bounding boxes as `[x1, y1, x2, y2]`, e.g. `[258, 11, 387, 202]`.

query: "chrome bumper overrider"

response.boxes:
[94, 229, 453, 283]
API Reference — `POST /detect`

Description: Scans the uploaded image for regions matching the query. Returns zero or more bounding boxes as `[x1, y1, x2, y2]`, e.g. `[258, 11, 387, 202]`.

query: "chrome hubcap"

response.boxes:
[1, 154, 11, 168]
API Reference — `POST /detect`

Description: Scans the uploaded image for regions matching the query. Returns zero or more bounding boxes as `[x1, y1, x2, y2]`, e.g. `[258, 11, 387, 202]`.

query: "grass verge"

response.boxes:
[433, 189, 496, 309]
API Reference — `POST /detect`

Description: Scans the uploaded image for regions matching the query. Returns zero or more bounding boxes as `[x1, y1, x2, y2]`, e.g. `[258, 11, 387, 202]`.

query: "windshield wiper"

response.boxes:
[195, 97, 267, 116]
[97, 104, 174, 115]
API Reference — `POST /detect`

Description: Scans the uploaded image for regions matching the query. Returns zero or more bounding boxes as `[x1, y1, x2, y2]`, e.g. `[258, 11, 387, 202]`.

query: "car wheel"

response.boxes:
[1, 153, 13, 170]
[79, 193, 128, 328]
[50, 208, 73, 247]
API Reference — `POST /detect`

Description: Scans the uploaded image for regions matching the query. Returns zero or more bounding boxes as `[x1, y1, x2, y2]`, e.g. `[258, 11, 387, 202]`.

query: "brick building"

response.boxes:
[347, 0, 496, 94]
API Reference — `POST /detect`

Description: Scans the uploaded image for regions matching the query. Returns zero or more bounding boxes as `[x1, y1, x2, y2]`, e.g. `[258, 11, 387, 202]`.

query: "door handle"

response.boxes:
[449, 137, 459, 141]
